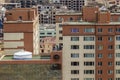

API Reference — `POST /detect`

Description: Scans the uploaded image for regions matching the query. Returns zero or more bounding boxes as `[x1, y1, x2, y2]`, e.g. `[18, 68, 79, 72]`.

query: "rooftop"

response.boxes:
[61, 21, 120, 26]
[0, 55, 50, 61]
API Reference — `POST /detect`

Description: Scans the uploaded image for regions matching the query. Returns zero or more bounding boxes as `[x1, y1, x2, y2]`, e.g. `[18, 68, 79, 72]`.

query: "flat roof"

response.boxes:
[61, 21, 120, 26]
[0, 55, 50, 61]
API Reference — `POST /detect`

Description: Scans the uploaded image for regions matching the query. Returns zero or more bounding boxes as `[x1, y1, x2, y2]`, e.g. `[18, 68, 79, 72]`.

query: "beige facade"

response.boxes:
[63, 36, 95, 80]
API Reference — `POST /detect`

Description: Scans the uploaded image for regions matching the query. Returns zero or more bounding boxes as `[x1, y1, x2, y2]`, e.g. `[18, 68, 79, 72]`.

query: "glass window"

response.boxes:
[84, 45, 94, 49]
[98, 36, 102, 41]
[116, 36, 120, 41]
[71, 62, 79, 66]
[116, 28, 120, 32]
[116, 53, 120, 57]
[71, 78, 79, 80]
[108, 36, 113, 41]
[59, 30, 62, 34]
[59, 37, 63, 40]
[116, 45, 120, 49]
[84, 53, 94, 58]
[71, 53, 79, 58]
[116, 78, 120, 80]
[71, 45, 79, 49]
[84, 70, 94, 74]
[108, 45, 113, 50]
[71, 70, 79, 74]
[98, 62, 102, 66]
[98, 78, 102, 80]
[108, 53, 113, 58]
[71, 37, 79, 41]
[98, 28, 102, 32]
[71, 28, 79, 33]
[116, 61, 120, 65]
[98, 70, 102, 74]
[84, 78, 94, 80]
[108, 70, 113, 74]
[98, 45, 103, 50]
[84, 36, 94, 41]
[84, 28, 95, 33]
[108, 28, 113, 32]
[98, 53, 103, 58]
[116, 69, 120, 74]
[108, 78, 112, 80]
[108, 62, 113, 66]
[84, 62, 94, 66]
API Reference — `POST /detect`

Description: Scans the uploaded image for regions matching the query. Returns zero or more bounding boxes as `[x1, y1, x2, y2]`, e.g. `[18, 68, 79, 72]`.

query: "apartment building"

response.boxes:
[61, 6, 120, 80]
[3, 8, 39, 55]
[56, 11, 82, 50]
[39, 24, 56, 39]
[0, 0, 5, 3]
[37, 5, 56, 24]
[53, 0, 86, 11]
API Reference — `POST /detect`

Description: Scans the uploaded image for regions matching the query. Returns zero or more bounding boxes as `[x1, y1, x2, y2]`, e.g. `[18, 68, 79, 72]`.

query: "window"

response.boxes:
[116, 53, 120, 57]
[71, 28, 79, 33]
[116, 28, 120, 32]
[47, 33, 52, 35]
[59, 30, 62, 34]
[84, 45, 94, 49]
[108, 36, 113, 41]
[98, 78, 102, 80]
[84, 36, 94, 41]
[108, 45, 113, 50]
[98, 45, 103, 50]
[98, 70, 102, 74]
[116, 61, 120, 65]
[84, 70, 94, 74]
[40, 33, 45, 35]
[116, 70, 120, 74]
[116, 36, 120, 41]
[98, 36, 102, 41]
[71, 37, 79, 41]
[108, 70, 113, 74]
[69, 17, 73, 21]
[84, 28, 95, 33]
[71, 62, 79, 66]
[71, 53, 79, 58]
[108, 53, 113, 58]
[84, 53, 94, 58]
[116, 45, 120, 49]
[116, 78, 120, 80]
[108, 62, 113, 66]
[108, 78, 112, 80]
[71, 45, 79, 49]
[84, 62, 94, 66]
[108, 28, 113, 32]
[98, 62, 102, 66]
[98, 53, 103, 58]
[71, 70, 79, 74]
[59, 37, 63, 40]
[84, 78, 94, 80]
[71, 78, 79, 80]
[98, 28, 102, 32]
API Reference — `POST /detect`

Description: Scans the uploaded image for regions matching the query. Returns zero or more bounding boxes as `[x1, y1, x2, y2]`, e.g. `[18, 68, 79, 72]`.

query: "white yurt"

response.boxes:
[13, 50, 32, 60]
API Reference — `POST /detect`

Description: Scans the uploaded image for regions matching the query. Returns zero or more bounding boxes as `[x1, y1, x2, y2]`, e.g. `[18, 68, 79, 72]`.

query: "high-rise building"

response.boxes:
[61, 6, 120, 80]
[3, 8, 39, 55]
[53, 0, 86, 11]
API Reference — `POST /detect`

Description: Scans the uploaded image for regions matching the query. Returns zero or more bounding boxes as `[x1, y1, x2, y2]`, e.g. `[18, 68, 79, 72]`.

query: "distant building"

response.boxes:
[37, 5, 56, 24]
[53, 0, 86, 11]
[40, 37, 56, 54]
[39, 24, 56, 39]
[3, 8, 39, 55]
